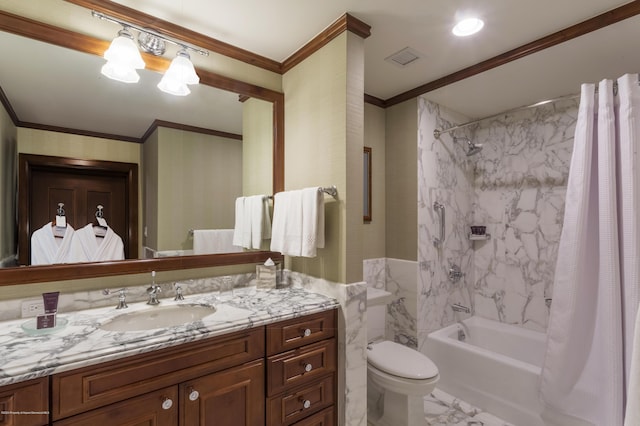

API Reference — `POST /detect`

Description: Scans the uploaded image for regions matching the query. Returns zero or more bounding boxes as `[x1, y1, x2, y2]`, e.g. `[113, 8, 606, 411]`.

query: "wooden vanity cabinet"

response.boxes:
[0, 377, 48, 426]
[45, 308, 338, 426]
[266, 309, 337, 426]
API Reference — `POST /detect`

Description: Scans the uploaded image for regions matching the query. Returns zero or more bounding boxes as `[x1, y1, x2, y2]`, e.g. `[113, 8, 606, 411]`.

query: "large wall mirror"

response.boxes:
[0, 6, 284, 285]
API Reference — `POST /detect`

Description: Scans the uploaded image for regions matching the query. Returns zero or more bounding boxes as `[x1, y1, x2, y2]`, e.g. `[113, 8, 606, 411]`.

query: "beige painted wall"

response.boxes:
[363, 103, 386, 260]
[283, 32, 364, 284]
[17, 127, 144, 254]
[148, 127, 242, 251]
[0, 103, 17, 264]
[242, 98, 273, 196]
[385, 98, 418, 261]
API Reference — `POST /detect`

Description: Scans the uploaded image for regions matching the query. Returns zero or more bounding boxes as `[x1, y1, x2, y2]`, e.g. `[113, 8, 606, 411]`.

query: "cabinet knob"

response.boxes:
[161, 398, 173, 410]
[301, 399, 311, 409]
[303, 362, 313, 372]
[302, 328, 311, 337]
[188, 388, 200, 401]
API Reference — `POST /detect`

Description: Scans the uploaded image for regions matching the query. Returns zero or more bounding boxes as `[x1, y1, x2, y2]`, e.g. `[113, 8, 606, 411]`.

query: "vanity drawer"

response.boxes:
[52, 327, 264, 420]
[267, 339, 336, 396]
[267, 374, 335, 426]
[266, 309, 336, 355]
[292, 407, 334, 426]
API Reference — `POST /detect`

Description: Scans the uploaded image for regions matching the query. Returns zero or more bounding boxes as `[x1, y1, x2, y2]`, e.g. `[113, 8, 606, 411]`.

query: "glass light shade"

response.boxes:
[157, 50, 199, 96]
[157, 77, 191, 96]
[101, 29, 145, 83]
[452, 18, 484, 37]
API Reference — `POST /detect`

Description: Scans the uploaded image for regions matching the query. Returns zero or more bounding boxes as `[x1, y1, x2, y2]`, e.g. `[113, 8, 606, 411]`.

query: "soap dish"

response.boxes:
[21, 316, 68, 336]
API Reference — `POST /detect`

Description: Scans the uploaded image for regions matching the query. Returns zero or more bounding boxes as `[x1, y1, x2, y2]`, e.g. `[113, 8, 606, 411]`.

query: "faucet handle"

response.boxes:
[103, 288, 128, 309]
[174, 283, 184, 301]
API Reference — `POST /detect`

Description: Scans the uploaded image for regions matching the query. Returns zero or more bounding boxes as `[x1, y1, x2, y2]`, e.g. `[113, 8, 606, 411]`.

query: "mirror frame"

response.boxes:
[0, 5, 285, 285]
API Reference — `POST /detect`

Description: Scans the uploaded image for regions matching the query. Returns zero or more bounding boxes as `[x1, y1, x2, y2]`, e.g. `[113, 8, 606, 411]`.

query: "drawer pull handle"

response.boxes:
[188, 388, 200, 401]
[303, 362, 313, 372]
[161, 397, 173, 410]
[302, 328, 312, 337]
[301, 399, 311, 409]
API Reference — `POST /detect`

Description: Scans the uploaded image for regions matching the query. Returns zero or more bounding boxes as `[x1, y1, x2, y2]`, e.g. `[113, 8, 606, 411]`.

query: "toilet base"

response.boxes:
[367, 384, 427, 426]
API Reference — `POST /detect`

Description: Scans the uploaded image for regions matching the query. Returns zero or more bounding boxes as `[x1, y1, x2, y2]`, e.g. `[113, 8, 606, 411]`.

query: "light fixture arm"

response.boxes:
[91, 10, 209, 57]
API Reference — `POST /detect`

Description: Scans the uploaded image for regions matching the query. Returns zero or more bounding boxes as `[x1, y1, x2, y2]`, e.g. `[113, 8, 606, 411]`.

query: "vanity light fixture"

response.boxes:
[92, 10, 208, 95]
[157, 49, 200, 96]
[452, 17, 484, 37]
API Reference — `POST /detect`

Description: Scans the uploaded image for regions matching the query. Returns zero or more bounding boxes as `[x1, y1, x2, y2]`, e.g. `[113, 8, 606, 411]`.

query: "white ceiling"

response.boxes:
[2, 0, 640, 137]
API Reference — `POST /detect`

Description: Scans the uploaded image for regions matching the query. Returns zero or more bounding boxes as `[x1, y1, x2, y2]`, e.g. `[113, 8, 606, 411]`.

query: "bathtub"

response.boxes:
[425, 316, 546, 426]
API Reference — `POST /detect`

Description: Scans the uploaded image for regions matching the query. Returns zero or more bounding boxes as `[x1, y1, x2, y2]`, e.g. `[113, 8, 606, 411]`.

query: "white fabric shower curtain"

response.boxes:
[539, 74, 640, 426]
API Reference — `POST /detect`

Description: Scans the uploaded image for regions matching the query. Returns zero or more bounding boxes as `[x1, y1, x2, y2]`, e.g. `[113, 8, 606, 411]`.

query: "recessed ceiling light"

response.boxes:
[452, 17, 484, 37]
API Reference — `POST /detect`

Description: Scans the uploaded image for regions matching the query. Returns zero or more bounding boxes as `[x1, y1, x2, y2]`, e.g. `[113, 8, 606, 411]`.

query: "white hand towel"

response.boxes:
[624, 304, 640, 425]
[270, 190, 303, 256]
[301, 187, 325, 257]
[193, 229, 242, 254]
[232, 197, 245, 247]
[249, 195, 271, 249]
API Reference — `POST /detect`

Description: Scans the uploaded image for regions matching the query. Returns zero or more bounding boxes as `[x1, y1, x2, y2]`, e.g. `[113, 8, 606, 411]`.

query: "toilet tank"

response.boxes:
[367, 287, 393, 342]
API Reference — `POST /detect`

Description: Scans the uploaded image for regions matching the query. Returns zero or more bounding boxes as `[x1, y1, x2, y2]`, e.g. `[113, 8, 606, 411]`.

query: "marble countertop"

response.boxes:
[0, 286, 338, 386]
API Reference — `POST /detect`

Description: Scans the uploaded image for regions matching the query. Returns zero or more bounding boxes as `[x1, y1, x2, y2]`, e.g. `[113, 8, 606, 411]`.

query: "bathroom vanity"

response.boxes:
[0, 287, 338, 426]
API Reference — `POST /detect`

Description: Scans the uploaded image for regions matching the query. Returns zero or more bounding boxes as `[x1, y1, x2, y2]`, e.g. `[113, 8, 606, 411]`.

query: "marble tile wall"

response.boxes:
[471, 99, 577, 331]
[416, 98, 475, 353]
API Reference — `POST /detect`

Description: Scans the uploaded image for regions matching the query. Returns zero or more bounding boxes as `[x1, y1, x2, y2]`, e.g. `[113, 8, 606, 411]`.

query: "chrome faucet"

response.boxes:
[451, 303, 471, 341]
[147, 284, 161, 305]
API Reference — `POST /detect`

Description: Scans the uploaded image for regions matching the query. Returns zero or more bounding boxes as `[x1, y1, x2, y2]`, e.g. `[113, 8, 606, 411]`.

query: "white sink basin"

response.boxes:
[100, 304, 216, 332]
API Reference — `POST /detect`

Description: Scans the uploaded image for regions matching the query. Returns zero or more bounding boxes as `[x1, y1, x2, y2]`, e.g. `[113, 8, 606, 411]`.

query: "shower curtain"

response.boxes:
[539, 74, 640, 426]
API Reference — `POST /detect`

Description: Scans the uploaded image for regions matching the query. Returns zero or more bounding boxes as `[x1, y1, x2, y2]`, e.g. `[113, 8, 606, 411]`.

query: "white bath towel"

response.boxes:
[625, 303, 640, 425]
[270, 187, 325, 257]
[70, 223, 124, 263]
[193, 229, 242, 254]
[270, 190, 302, 256]
[233, 195, 271, 249]
[301, 187, 325, 257]
[30, 222, 76, 265]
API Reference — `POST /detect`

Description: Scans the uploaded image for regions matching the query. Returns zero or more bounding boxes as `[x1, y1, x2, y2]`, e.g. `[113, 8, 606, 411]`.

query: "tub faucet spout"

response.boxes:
[452, 303, 470, 314]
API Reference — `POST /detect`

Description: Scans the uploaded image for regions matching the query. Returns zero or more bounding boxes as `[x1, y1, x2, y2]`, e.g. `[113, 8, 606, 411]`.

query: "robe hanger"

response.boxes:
[52, 203, 67, 238]
[93, 205, 108, 237]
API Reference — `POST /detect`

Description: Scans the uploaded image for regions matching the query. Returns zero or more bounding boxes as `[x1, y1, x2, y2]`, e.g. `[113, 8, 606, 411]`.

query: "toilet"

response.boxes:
[366, 287, 439, 426]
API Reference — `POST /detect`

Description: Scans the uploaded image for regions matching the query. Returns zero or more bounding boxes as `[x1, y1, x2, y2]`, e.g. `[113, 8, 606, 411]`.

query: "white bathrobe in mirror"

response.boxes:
[70, 224, 124, 263]
[30, 223, 76, 265]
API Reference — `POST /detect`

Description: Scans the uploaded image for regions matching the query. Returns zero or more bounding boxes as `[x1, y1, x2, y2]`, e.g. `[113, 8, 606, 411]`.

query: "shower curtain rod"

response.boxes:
[433, 93, 579, 139]
[434, 75, 640, 139]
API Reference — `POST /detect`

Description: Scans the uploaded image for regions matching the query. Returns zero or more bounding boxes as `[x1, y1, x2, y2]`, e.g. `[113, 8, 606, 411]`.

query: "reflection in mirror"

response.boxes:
[0, 28, 275, 269]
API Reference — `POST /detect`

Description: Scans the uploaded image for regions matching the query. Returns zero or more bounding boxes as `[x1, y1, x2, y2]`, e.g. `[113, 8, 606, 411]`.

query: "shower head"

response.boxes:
[454, 137, 483, 156]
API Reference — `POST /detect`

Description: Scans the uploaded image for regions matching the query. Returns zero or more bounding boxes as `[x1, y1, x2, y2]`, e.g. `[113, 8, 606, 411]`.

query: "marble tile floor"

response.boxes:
[368, 388, 513, 426]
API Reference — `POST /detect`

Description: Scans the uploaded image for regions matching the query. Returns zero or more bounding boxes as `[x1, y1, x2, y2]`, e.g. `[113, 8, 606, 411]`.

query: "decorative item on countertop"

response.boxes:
[256, 257, 277, 289]
[37, 291, 59, 329]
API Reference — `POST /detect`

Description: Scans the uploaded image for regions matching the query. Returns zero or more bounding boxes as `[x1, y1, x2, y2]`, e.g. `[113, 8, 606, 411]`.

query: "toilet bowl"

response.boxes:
[366, 288, 439, 426]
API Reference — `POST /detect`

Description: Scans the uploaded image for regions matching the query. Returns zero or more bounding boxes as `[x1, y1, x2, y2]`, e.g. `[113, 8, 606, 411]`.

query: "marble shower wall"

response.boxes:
[471, 99, 577, 331]
[416, 97, 475, 354]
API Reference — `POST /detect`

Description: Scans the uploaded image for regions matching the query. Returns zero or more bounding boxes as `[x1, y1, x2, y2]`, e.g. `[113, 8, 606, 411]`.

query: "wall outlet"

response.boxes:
[21, 299, 44, 318]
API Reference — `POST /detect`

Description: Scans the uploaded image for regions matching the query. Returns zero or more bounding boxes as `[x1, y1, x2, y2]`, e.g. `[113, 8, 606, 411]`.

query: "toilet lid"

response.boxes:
[367, 341, 438, 380]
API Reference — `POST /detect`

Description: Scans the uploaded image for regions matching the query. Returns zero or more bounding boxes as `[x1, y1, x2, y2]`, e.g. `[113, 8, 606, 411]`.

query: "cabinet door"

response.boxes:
[0, 378, 48, 426]
[181, 360, 264, 426]
[53, 386, 178, 426]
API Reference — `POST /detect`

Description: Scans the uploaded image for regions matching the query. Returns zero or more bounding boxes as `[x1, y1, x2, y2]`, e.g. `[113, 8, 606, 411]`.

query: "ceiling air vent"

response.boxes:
[385, 47, 421, 67]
